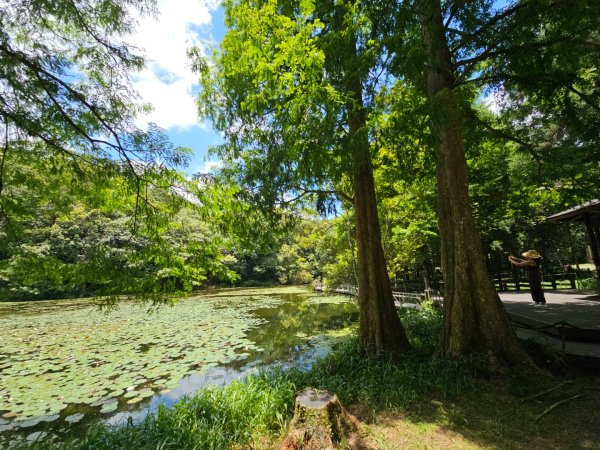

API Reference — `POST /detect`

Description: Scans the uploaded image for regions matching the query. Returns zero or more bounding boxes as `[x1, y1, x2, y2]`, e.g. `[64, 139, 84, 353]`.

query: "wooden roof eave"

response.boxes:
[546, 199, 600, 223]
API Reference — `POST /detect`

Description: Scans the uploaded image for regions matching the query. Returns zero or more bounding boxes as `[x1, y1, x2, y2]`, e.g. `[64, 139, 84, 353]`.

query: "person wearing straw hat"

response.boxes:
[508, 250, 547, 305]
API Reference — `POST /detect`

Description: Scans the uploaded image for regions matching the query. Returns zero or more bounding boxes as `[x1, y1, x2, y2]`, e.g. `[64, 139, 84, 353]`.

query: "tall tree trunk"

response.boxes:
[418, 0, 533, 368]
[352, 145, 411, 356]
[337, 1, 411, 356]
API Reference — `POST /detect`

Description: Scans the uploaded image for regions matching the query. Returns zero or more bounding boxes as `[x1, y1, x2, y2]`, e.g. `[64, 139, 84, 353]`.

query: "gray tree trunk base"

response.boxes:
[280, 388, 367, 450]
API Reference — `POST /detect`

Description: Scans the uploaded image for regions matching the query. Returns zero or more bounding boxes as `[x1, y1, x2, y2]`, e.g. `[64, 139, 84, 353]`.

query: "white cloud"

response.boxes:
[130, 0, 219, 130]
[195, 159, 223, 174]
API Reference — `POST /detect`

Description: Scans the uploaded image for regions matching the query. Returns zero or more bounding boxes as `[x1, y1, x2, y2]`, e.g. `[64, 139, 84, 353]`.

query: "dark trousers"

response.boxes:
[528, 272, 546, 304]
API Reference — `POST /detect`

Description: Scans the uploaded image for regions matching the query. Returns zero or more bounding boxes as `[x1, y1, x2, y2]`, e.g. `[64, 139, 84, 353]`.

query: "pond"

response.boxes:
[0, 286, 358, 446]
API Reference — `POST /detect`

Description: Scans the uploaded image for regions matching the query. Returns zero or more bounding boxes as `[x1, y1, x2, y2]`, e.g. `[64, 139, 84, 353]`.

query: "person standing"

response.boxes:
[508, 250, 547, 305]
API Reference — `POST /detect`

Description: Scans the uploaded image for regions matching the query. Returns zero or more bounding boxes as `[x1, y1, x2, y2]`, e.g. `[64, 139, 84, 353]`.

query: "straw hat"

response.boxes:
[521, 249, 542, 260]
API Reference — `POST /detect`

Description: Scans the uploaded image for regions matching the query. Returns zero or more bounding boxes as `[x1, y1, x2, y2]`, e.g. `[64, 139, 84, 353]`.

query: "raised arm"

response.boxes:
[508, 255, 535, 267]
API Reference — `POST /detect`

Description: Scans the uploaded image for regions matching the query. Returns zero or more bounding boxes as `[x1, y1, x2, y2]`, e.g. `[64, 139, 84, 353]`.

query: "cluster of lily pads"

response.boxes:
[0, 291, 285, 434]
[306, 294, 354, 305]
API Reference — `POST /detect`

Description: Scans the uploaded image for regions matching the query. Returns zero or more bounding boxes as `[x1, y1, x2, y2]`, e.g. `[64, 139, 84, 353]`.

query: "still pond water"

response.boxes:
[0, 286, 357, 445]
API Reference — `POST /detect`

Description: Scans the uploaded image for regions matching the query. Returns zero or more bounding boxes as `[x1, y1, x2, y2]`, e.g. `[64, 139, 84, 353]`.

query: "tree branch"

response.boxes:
[456, 37, 592, 82]
[450, 2, 526, 54]
[567, 85, 600, 113]
[280, 187, 353, 206]
[473, 114, 542, 164]
[534, 394, 581, 422]
[0, 42, 132, 164]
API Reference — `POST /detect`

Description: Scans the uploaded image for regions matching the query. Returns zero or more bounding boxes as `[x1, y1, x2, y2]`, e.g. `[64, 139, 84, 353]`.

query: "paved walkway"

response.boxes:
[499, 290, 600, 364]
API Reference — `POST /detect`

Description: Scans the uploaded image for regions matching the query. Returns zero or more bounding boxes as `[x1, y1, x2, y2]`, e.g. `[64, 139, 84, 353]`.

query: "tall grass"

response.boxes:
[576, 276, 599, 291]
[30, 373, 297, 450]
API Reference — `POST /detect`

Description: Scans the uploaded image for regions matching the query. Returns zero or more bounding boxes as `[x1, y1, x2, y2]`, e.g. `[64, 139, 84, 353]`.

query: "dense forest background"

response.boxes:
[0, 130, 595, 301]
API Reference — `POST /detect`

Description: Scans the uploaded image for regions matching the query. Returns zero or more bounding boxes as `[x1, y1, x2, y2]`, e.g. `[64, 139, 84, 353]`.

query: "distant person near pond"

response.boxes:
[508, 250, 547, 305]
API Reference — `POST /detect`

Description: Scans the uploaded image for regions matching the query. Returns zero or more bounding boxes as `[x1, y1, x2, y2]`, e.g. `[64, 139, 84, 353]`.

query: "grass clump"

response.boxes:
[30, 372, 296, 450]
[289, 302, 481, 416]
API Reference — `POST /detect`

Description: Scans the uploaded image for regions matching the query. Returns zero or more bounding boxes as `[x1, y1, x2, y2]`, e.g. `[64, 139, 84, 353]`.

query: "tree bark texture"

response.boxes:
[584, 218, 600, 285]
[418, 0, 532, 367]
[281, 388, 357, 450]
[337, 1, 411, 356]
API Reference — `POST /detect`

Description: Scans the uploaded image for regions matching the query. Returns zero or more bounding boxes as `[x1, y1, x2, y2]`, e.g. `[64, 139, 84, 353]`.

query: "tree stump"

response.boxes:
[281, 388, 357, 450]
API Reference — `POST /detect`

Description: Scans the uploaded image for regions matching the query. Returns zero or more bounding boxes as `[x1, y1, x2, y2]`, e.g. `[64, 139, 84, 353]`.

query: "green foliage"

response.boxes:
[0, 0, 190, 171]
[0, 152, 236, 300]
[0, 0, 214, 301]
[29, 372, 297, 450]
[0, 291, 287, 424]
[197, 0, 345, 211]
[576, 276, 600, 292]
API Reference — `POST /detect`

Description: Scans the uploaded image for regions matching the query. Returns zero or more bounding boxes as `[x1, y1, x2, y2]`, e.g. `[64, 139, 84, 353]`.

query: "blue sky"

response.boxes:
[131, 1, 227, 176]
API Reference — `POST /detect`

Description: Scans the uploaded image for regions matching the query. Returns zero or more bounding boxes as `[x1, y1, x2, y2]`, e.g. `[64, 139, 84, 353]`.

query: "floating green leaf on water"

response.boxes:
[65, 413, 85, 424]
[17, 418, 42, 428]
[99, 402, 118, 414]
[0, 285, 359, 443]
[26, 431, 47, 441]
[208, 286, 309, 297]
[137, 389, 154, 399]
[39, 414, 60, 423]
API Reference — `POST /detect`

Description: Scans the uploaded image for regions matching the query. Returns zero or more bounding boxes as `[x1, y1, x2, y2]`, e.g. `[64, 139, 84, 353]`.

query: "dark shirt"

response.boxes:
[526, 258, 542, 281]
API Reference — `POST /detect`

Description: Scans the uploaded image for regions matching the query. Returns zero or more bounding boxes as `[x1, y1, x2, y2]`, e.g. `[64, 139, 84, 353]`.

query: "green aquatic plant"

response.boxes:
[1, 285, 360, 446]
[0, 291, 287, 429]
[20, 311, 480, 450]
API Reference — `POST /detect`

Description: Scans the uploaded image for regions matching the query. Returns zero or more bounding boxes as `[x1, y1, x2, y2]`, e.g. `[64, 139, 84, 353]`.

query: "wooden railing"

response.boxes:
[313, 283, 443, 307]
[490, 272, 577, 292]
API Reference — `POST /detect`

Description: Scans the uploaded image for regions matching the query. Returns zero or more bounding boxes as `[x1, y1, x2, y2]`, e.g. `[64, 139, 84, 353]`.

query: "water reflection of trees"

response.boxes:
[247, 296, 358, 362]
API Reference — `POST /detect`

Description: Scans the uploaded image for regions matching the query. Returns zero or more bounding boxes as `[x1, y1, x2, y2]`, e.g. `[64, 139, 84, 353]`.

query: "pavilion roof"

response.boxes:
[546, 199, 600, 223]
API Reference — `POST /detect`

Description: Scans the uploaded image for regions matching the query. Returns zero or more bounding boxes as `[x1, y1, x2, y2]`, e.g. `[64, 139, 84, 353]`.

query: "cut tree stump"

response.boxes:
[280, 388, 358, 450]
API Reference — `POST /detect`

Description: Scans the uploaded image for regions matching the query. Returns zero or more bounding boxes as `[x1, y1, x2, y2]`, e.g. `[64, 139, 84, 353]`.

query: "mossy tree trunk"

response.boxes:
[417, 0, 533, 368]
[336, 0, 411, 357]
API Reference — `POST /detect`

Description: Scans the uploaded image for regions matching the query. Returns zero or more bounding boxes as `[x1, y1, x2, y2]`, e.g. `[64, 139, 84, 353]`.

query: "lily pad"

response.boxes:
[0, 424, 15, 433]
[126, 397, 143, 405]
[100, 402, 118, 414]
[137, 389, 154, 399]
[17, 418, 42, 428]
[26, 431, 47, 441]
[65, 413, 85, 424]
[39, 414, 60, 423]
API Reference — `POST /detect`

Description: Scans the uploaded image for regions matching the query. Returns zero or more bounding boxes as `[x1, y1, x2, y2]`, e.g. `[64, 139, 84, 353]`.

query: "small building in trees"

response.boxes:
[547, 199, 600, 284]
